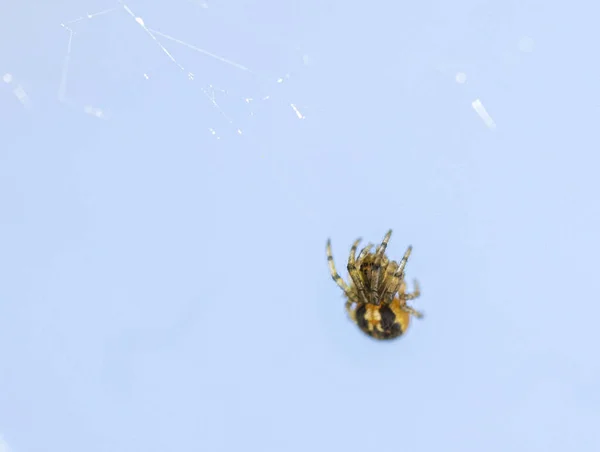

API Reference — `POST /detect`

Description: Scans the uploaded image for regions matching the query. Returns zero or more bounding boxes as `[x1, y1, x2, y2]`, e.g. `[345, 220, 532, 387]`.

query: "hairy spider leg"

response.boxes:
[400, 303, 424, 318]
[357, 244, 374, 263]
[345, 299, 357, 323]
[347, 238, 370, 305]
[392, 245, 413, 280]
[326, 239, 357, 303]
[370, 229, 392, 304]
[400, 279, 421, 301]
[379, 260, 400, 303]
[356, 243, 374, 285]
[397, 279, 423, 318]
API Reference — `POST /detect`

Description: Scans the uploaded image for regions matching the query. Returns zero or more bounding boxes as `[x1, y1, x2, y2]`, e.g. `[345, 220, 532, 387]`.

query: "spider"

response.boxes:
[326, 229, 423, 340]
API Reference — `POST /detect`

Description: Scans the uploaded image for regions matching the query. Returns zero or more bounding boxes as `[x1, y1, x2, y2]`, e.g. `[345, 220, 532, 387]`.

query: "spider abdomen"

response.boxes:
[353, 298, 411, 340]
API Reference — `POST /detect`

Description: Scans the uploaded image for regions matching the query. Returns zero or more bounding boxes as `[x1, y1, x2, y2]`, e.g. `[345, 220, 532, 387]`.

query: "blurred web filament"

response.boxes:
[58, 1, 306, 136]
[3, 73, 32, 110]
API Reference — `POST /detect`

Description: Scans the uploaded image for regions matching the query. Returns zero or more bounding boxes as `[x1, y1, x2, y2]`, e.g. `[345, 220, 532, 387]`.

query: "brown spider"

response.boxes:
[326, 229, 423, 340]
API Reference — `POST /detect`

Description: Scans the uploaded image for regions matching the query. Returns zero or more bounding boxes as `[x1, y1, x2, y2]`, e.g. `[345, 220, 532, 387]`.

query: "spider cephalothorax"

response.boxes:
[326, 229, 423, 340]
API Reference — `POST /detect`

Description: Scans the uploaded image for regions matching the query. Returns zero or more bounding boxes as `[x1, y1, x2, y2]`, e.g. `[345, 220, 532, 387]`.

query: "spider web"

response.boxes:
[55, 0, 307, 139]
[2, 1, 540, 136]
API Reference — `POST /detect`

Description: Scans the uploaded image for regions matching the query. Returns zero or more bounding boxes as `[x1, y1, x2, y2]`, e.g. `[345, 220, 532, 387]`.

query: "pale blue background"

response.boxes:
[1, 1, 599, 451]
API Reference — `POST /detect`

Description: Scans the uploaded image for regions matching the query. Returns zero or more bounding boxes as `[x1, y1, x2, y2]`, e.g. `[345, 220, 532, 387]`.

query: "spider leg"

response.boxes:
[357, 244, 374, 293]
[347, 238, 370, 305]
[345, 299, 357, 323]
[396, 279, 423, 318]
[400, 279, 421, 301]
[356, 242, 374, 283]
[392, 245, 413, 278]
[379, 260, 399, 303]
[357, 244, 374, 262]
[326, 239, 357, 302]
[370, 230, 392, 305]
[400, 303, 424, 318]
